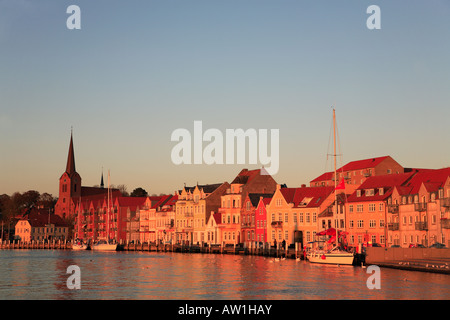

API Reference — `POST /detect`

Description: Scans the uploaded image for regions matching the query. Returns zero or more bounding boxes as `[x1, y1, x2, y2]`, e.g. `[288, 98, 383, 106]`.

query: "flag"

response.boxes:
[335, 178, 345, 190]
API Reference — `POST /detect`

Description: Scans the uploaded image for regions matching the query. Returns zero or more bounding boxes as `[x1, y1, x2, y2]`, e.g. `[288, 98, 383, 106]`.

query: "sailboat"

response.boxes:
[307, 108, 354, 265]
[92, 170, 118, 251]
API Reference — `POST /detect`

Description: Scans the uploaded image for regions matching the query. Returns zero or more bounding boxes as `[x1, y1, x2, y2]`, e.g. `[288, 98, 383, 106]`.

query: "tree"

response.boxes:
[130, 187, 148, 197]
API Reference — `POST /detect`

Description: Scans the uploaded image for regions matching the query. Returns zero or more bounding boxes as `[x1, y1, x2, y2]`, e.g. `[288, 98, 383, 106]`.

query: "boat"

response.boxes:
[307, 108, 355, 266]
[72, 239, 90, 250]
[307, 229, 354, 265]
[91, 239, 117, 251]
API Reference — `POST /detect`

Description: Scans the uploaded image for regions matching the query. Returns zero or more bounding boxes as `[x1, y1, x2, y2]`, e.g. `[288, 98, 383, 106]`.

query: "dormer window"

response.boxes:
[357, 190, 361, 197]
[365, 189, 374, 196]
[379, 188, 384, 196]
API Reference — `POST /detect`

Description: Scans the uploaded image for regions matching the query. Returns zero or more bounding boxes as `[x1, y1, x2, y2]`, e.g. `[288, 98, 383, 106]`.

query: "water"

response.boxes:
[0, 250, 449, 300]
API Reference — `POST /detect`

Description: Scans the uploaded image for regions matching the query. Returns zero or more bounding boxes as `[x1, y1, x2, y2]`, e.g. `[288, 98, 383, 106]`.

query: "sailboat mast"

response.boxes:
[333, 108, 338, 247]
[107, 170, 110, 241]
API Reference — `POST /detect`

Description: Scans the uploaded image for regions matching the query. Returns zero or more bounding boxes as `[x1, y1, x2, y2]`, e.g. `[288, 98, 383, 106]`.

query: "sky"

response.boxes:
[1, 0, 450, 197]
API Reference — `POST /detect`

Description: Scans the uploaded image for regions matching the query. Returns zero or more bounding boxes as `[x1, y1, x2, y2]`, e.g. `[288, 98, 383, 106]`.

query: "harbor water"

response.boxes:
[0, 250, 449, 300]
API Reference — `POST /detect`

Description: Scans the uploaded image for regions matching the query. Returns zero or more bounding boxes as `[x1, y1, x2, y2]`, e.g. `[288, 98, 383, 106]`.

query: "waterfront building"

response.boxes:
[241, 193, 273, 245]
[15, 208, 68, 242]
[255, 196, 272, 243]
[218, 169, 277, 245]
[345, 172, 415, 248]
[175, 183, 229, 244]
[155, 194, 177, 244]
[310, 156, 404, 187]
[267, 184, 334, 248]
[139, 194, 177, 243]
[205, 212, 222, 246]
[387, 168, 450, 248]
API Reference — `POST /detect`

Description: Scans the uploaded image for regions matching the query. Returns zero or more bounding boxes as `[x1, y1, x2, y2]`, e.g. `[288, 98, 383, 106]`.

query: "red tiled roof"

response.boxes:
[231, 168, 261, 184]
[21, 208, 68, 227]
[347, 170, 426, 202]
[402, 167, 450, 194]
[310, 171, 334, 183]
[338, 156, 390, 172]
[116, 197, 148, 209]
[280, 186, 334, 208]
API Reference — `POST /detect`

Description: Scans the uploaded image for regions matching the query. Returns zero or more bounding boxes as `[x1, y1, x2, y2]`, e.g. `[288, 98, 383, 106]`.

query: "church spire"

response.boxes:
[100, 167, 104, 188]
[66, 128, 76, 175]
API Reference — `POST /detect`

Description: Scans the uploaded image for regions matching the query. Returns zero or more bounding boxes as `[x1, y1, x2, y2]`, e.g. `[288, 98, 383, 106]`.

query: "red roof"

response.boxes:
[310, 171, 334, 183]
[21, 208, 68, 227]
[338, 156, 390, 172]
[347, 172, 415, 202]
[402, 167, 450, 194]
[116, 197, 148, 209]
[280, 186, 334, 208]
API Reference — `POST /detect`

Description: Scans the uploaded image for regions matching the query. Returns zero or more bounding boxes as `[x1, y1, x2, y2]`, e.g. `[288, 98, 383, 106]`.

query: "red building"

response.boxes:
[241, 193, 273, 244]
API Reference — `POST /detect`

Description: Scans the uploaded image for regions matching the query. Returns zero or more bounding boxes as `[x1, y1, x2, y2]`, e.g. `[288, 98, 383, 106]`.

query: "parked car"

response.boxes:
[429, 242, 446, 249]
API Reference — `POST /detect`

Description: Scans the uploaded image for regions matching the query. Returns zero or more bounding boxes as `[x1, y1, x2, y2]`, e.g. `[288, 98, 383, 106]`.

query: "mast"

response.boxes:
[333, 108, 338, 248]
[107, 170, 110, 241]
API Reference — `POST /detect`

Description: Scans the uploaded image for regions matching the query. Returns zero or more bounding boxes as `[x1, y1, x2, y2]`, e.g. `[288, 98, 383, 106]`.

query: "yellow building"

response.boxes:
[175, 183, 228, 244]
[266, 184, 334, 248]
[15, 208, 69, 242]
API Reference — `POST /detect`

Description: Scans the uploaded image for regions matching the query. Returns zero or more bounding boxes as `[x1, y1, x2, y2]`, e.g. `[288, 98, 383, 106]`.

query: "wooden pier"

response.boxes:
[0, 240, 72, 250]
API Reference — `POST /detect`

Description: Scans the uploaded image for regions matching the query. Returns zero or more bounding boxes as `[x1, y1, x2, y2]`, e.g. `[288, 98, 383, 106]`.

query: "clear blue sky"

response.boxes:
[1, 0, 449, 196]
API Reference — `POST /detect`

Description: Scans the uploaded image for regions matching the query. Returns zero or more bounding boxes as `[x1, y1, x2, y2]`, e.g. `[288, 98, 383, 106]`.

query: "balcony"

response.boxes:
[415, 221, 428, 231]
[387, 223, 399, 231]
[441, 198, 450, 208]
[441, 219, 450, 229]
[387, 204, 399, 214]
[271, 221, 283, 228]
[414, 203, 427, 212]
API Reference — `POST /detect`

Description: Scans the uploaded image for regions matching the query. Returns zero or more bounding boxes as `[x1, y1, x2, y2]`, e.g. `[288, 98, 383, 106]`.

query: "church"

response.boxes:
[54, 132, 121, 220]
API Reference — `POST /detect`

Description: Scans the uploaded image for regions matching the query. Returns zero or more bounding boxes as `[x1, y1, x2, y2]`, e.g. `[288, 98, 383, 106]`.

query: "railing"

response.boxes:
[387, 204, 399, 214]
[442, 219, 450, 229]
[414, 203, 427, 212]
[415, 221, 428, 231]
[387, 223, 399, 231]
[441, 198, 450, 207]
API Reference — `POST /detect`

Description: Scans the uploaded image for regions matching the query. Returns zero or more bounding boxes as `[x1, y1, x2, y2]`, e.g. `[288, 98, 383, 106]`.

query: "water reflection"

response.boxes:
[0, 250, 448, 299]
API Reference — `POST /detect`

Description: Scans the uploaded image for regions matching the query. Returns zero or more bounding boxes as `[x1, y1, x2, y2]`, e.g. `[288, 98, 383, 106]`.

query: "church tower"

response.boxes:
[55, 131, 82, 219]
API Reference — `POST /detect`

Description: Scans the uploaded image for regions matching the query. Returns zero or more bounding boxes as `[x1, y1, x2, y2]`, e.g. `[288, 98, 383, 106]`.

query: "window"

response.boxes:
[276, 199, 282, 207]
[379, 203, 384, 211]
[369, 204, 376, 212]
[357, 220, 364, 228]
[357, 204, 363, 212]
[246, 201, 251, 211]
[349, 205, 354, 213]
[271, 213, 275, 222]
[356, 190, 361, 197]
[313, 212, 317, 223]
[306, 212, 310, 223]
[379, 188, 384, 196]
[299, 212, 304, 223]
[349, 220, 354, 228]
[293, 213, 297, 223]
[284, 213, 288, 222]
[369, 220, 376, 228]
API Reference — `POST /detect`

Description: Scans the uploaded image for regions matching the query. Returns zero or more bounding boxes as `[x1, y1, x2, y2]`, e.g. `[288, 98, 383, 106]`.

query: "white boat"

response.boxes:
[72, 239, 90, 250]
[307, 247, 354, 265]
[91, 239, 117, 251]
[307, 108, 354, 266]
